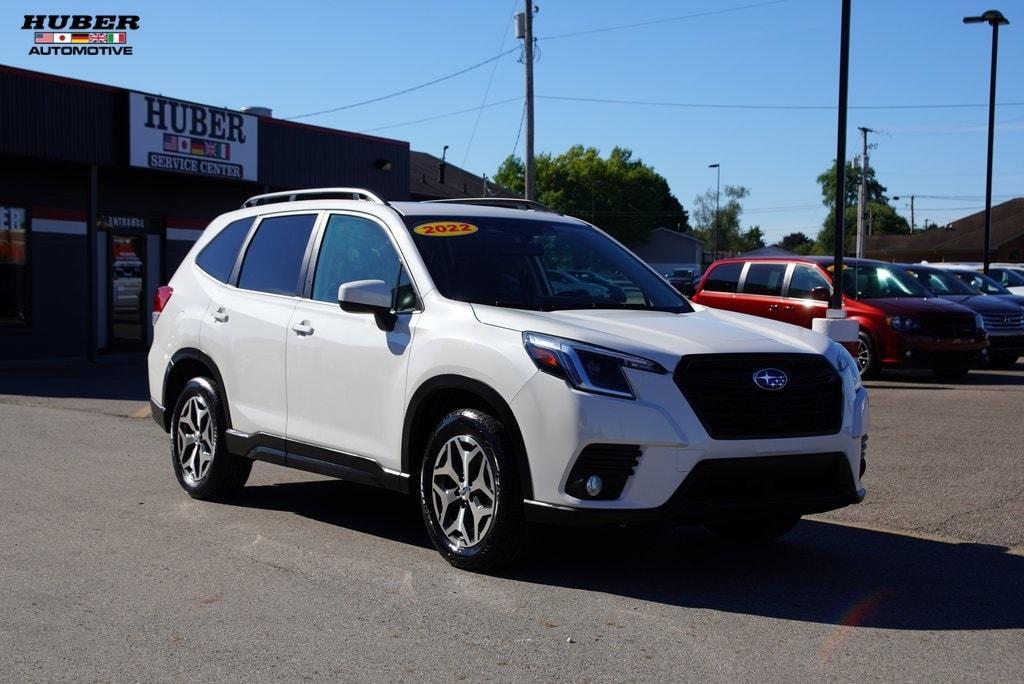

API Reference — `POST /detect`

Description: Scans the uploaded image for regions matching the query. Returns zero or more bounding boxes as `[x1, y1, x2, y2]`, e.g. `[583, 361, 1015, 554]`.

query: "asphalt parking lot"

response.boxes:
[1, 359, 1021, 682]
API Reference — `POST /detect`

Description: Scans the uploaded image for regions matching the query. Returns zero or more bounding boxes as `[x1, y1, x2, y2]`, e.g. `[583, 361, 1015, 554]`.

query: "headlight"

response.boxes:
[888, 315, 922, 332]
[828, 339, 862, 390]
[522, 332, 667, 399]
[974, 312, 986, 331]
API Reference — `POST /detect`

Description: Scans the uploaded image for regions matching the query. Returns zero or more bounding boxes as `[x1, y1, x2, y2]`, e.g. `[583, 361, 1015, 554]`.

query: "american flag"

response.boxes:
[89, 33, 108, 43]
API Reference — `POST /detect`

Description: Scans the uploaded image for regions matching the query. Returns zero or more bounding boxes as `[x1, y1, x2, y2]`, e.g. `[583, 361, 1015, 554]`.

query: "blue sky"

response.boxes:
[4, 0, 1022, 243]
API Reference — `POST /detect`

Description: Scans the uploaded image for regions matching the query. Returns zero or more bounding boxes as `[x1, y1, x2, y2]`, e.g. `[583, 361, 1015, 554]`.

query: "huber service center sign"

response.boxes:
[129, 92, 258, 181]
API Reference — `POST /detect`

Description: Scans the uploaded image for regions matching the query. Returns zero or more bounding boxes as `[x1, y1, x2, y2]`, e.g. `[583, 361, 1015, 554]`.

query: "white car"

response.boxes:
[148, 189, 869, 570]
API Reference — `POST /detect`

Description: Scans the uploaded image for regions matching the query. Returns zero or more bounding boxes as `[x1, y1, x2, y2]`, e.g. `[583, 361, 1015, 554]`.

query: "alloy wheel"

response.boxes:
[856, 338, 872, 374]
[176, 395, 215, 485]
[430, 435, 497, 549]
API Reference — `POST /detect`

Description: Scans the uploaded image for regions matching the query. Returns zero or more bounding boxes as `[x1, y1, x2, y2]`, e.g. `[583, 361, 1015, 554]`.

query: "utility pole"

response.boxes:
[709, 163, 721, 261]
[522, 2, 536, 201]
[855, 126, 872, 259]
[910, 194, 915, 231]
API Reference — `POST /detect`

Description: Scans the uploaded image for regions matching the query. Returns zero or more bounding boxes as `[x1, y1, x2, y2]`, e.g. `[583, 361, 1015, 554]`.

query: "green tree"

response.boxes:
[494, 146, 688, 245]
[814, 160, 909, 253]
[777, 231, 813, 251]
[691, 185, 754, 253]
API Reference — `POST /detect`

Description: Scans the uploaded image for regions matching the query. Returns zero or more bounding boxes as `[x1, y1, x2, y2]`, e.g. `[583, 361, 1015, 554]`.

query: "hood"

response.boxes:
[471, 304, 831, 367]
[992, 294, 1024, 310]
[859, 296, 973, 316]
[938, 294, 1023, 314]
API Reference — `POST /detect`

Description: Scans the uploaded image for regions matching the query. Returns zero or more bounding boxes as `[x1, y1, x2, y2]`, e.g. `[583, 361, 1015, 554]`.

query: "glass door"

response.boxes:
[109, 233, 146, 349]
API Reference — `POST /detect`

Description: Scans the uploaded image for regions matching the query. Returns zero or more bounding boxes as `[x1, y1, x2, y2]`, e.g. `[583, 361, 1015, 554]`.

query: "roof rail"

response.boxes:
[423, 197, 558, 213]
[242, 187, 386, 208]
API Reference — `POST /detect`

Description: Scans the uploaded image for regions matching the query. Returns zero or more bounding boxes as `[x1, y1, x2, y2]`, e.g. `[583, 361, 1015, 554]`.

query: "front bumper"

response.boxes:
[524, 451, 865, 526]
[987, 331, 1024, 353]
[509, 367, 869, 519]
[880, 331, 988, 368]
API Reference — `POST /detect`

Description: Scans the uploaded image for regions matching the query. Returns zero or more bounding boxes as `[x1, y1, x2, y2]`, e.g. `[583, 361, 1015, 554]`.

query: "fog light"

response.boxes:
[585, 475, 603, 497]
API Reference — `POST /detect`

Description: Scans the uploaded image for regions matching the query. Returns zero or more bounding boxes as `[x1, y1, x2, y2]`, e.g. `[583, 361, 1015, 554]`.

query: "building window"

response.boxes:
[0, 206, 28, 325]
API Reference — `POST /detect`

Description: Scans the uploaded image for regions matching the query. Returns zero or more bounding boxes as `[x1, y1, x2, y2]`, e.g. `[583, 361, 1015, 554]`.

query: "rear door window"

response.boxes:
[742, 263, 788, 296]
[237, 214, 317, 296]
[702, 262, 743, 293]
[195, 217, 254, 283]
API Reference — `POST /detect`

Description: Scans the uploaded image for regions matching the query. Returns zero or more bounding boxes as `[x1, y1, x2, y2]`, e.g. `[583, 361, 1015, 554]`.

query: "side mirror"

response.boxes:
[338, 279, 396, 331]
[811, 286, 831, 302]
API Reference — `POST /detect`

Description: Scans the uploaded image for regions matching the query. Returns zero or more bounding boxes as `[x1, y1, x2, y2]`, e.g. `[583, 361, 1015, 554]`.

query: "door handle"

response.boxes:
[212, 307, 229, 323]
[291, 320, 314, 336]
[767, 304, 780, 312]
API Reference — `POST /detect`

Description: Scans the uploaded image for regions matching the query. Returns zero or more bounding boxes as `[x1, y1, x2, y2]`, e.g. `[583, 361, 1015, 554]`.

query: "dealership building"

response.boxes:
[0, 65, 424, 361]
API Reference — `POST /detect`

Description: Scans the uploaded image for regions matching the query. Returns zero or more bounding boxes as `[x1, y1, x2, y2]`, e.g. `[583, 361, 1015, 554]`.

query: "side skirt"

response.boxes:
[225, 430, 411, 494]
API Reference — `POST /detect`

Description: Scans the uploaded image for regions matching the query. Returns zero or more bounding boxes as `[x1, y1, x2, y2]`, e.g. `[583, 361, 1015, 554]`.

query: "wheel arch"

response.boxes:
[161, 348, 231, 432]
[401, 375, 533, 500]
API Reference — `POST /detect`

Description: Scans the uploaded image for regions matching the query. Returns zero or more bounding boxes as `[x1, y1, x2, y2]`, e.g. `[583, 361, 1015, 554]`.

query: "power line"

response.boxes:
[511, 100, 527, 158]
[360, 96, 522, 133]
[284, 1, 804, 121]
[285, 47, 519, 120]
[539, 0, 796, 42]
[537, 94, 1024, 111]
[463, 0, 519, 167]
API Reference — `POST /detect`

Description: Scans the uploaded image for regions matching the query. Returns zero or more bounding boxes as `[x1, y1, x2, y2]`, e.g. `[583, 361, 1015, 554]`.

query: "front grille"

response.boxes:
[674, 354, 842, 440]
[982, 311, 1024, 331]
[676, 452, 853, 508]
[566, 444, 641, 500]
[919, 313, 978, 339]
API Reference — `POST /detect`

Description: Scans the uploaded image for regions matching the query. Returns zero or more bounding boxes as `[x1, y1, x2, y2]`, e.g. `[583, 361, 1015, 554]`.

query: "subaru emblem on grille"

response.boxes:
[753, 368, 788, 390]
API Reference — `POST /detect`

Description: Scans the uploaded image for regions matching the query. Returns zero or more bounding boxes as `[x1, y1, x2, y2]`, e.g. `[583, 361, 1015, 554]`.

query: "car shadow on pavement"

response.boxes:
[516, 520, 1024, 631]
[228, 479, 1024, 631]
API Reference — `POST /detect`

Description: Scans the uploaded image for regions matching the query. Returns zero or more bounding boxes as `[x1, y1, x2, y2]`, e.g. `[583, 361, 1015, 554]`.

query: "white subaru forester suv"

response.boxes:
[148, 188, 868, 571]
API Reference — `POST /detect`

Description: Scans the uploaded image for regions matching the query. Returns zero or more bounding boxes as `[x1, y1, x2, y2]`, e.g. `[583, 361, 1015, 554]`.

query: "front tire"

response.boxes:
[170, 378, 251, 500]
[707, 514, 801, 542]
[856, 332, 881, 379]
[419, 409, 528, 572]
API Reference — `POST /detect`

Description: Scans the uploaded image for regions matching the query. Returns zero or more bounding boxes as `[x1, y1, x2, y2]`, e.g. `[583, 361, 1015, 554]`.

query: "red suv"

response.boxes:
[691, 257, 989, 379]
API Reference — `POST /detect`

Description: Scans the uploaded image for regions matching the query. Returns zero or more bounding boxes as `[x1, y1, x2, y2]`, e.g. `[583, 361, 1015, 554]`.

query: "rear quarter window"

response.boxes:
[702, 262, 743, 293]
[195, 217, 254, 283]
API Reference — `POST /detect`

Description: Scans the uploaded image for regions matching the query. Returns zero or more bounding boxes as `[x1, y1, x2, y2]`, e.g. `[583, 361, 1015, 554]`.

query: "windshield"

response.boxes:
[955, 271, 1012, 295]
[995, 268, 1024, 286]
[908, 269, 977, 295]
[828, 262, 929, 299]
[404, 215, 691, 312]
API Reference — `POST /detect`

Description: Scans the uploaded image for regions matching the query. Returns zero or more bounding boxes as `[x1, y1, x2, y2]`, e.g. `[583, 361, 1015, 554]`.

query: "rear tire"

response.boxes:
[931, 366, 970, 381]
[419, 409, 528, 572]
[856, 332, 881, 379]
[170, 377, 251, 500]
[707, 514, 801, 542]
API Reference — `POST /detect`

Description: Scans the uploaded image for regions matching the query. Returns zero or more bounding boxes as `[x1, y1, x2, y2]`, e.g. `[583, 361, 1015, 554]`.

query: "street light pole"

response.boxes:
[964, 9, 1009, 275]
[709, 163, 720, 261]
